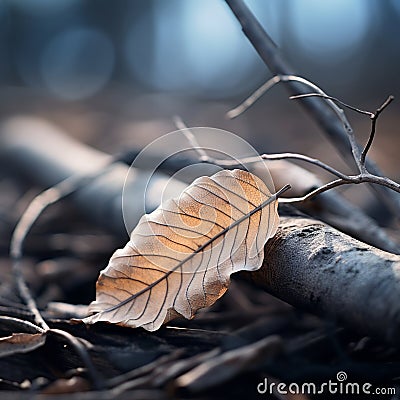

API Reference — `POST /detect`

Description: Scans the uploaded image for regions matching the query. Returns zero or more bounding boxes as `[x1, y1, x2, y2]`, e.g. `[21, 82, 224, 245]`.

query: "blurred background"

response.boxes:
[0, 0, 399, 215]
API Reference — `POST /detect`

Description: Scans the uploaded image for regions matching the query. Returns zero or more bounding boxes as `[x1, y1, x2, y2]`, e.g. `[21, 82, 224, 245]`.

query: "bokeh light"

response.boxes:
[41, 28, 115, 100]
[290, 0, 371, 61]
[0, 0, 397, 101]
[8, 0, 81, 16]
[124, 0, 282, 97]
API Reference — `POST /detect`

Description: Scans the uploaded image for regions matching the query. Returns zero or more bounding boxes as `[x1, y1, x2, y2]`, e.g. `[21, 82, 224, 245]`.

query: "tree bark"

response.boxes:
[249, 216, 400, 345]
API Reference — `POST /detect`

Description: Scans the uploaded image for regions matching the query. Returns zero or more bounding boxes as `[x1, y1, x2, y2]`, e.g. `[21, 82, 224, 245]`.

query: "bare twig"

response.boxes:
[175, 113, 347, 180]
[10, 181, 88, 331]
[50, 329, 103, 390]
[218, 152, 348, 181]
[173, 115, 209, 162]
[10, 161, 116, 266]
[224, 0, 400, 215]
[289, 93, 374, 117]
[0, 315, 45, 334]
[0, 317, 101, 388]
[280, 175, 400, 204]
[177, 119, 400, 201]
[12, 261, 49, 332]
[9, 163, 112, 337]
[224, 0, 356, 158]
[290, 93, 396, 171]
[176, 118, 400, 252]
[7, 138, 117, 390]
[6, 118, 130, 326]
[8, 179, 108, 389]
[226, 75, 281, 119]
[228, 75, 363, 171]
[228, 75, 353, 136]
[360, 95, 394, 166]
[205, 148, 400, 203]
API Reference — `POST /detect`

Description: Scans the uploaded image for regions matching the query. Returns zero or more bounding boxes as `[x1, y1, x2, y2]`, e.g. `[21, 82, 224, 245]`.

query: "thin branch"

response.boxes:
[9, 161, 115, 389]
[227, 75, 354, 136]
[231, 152, 345, 180]
[50, 329, 103, 390]
[226, 75, 281, 119]
[281, 174, 400, 204]
[224, 0, 400, 215]
[221, 153, 348, 181]
[173, 115, 209, 162]
[9, 155, 116, 329]
[10, 168, 111, 262]
[290, 93, 374, 117]
[10, 175, 103, 331]
[177, 125, 400, 212]
[0, 315, 45, 334]
[360, 95, 394, 166]
[291, 93, 396, 171]
[13, 260, 49, 331]
[177, 116, 347, 180]
[224, 0, 357, 157]
[260, 153, 348, 180]
[227, 74, 362, 172]
[280, 179, 351, 203]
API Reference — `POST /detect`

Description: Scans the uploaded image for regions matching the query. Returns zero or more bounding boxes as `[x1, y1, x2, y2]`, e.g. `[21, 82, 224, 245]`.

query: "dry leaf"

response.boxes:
[83, 169, 282, 331]
[0, 333, 46, 358]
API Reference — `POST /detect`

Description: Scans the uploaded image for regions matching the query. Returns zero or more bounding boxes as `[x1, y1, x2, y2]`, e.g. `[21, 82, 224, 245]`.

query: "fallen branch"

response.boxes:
[246, 216, 400, 345]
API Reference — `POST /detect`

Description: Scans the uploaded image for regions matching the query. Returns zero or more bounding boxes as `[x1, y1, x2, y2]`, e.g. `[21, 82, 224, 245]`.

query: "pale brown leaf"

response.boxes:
[0, 333, 46, 357]
[83, 169, 281, 331]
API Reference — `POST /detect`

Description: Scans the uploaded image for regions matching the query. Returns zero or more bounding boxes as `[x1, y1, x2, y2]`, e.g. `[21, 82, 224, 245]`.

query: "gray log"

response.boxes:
[250, 217, 400, 345]
[0, 117, 186, 238]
